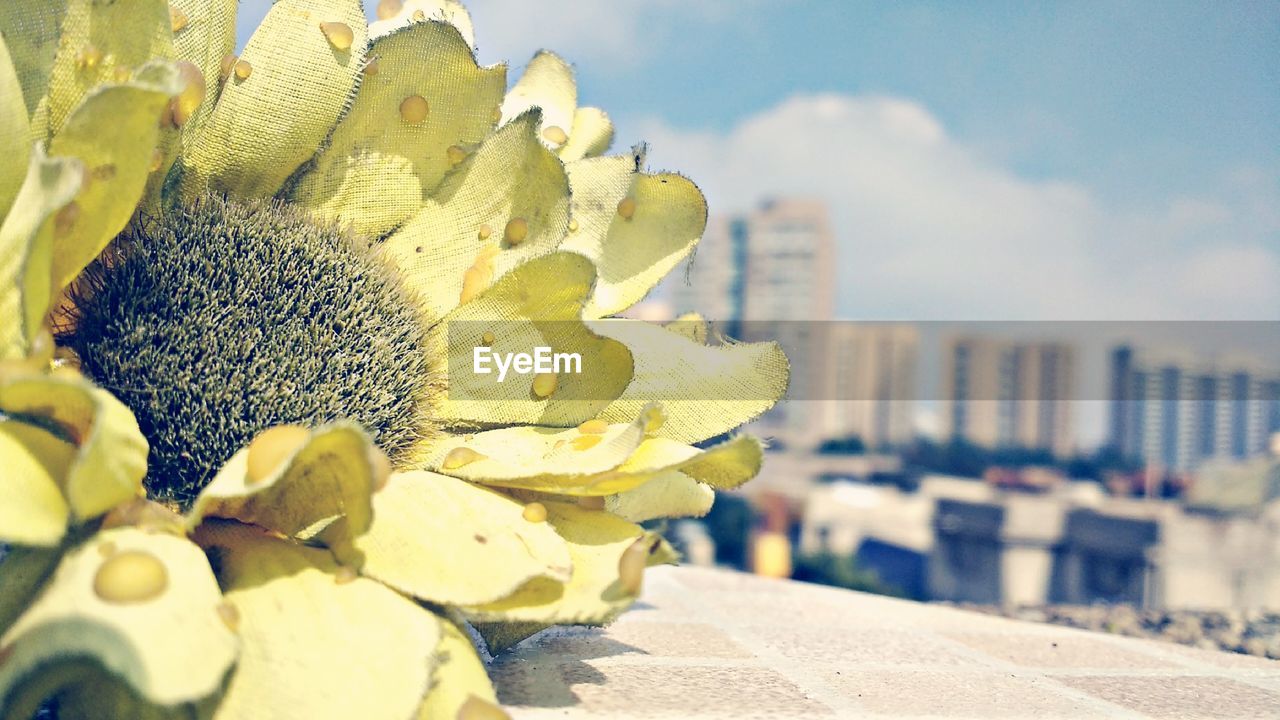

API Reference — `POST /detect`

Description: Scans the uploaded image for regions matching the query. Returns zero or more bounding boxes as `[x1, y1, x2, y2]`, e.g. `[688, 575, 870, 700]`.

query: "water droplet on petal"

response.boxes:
[459, 263, 493, 304]
[618, 537, 649, 595]
[578, 495, 605, 510]
[568, 218, 579, 233]
[577, 419, 609, 435]
[478, 223, 493, 240]
[481, 331, 496, 346]
[447, 144, 467, 166]
[217, 601, 241, 631]
[542, 125, 568, 145]
[571, 434, 602, 451]
[171, 60, 206, 127]
[522, 502, 548, 523]
[320, 21, 354, 51]
[77, 45, 103, 70]
[532, 372, 558, 398]
[442, 446, 485, 470]
[245, 425, 310, 485]
[94, 550, 168, 604]
[617, 197, 637, 220]
[400, 94, 429, 124]
[233, 59, 253, 81]
[363, 57, 380, 76]
[376, 0, 403, 21]
[504, 217, 529, 245]
[458, 696, 511, 720]
[169, 4, 189, 33]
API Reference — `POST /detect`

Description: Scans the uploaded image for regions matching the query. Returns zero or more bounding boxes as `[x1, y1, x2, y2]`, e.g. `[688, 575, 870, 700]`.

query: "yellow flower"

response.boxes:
[0, 1, 789, 718]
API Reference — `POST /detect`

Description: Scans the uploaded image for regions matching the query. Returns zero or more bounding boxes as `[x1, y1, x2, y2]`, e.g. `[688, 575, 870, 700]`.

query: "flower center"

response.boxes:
[63, 196, 435, 506]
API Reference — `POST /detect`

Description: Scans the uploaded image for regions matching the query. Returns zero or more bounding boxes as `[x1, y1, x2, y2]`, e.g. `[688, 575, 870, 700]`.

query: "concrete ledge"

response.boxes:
[494, 566, 1280, 719]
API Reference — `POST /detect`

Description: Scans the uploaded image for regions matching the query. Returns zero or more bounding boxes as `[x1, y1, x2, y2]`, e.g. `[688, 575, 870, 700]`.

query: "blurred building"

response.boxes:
[940, 336, 1076, 456]
[1109, 346, 1280, 471]
[819, 323, 918, 448]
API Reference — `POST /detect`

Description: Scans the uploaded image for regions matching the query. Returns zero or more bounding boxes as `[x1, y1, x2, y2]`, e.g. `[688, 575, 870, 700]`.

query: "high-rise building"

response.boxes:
[941, 336, 1076, 456]
[819, 323, 919, 448]
[1108, 346, 1280, 471]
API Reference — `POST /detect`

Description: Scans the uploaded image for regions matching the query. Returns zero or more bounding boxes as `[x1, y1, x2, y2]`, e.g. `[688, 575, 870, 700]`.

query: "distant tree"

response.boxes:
[817, 435, 866, 455]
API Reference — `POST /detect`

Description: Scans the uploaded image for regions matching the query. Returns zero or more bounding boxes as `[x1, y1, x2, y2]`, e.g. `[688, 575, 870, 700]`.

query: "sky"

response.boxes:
[237, 1, 1280, 322]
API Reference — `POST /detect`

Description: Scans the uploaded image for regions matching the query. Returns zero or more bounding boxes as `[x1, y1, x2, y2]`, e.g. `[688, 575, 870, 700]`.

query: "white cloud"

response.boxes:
[638, 93, 1280, 320]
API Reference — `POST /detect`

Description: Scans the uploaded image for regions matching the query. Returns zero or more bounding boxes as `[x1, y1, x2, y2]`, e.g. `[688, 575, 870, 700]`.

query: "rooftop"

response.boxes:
[494, 566, 1280, 719]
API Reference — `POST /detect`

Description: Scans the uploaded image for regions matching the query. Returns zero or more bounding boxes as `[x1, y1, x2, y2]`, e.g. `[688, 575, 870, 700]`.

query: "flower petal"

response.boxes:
[0, 419, 73, 546]
[622, 435, 764, 490]
[0, 544, 62, 636]
[592, 318, 790, 443]
[558, 107, 613, 161]
[462, 503, 654, 625]
[429, 252, 634, 428]
[47, 61, 184, 292]
[0, 528, 237, 714]
[0, 2, 64, 125]
[181, 0, 367, 199]
[0, 33, 31, 218]
[0, 145, 80, 360]
[562, 156, 708, 317]
[417, 617, 501, 720]
[170, 0, 239, 140]
[326, 470, 571, 606]
[187, 423, 379, 544]
[39, 0, 175, 140]
[291, 21, 505, 237]
[381, 111, 569, 319]
[428, 410, 655, 495]
[0, 373, 148, 520]
[500, 51, 576, 150]
[371, 0, 476, 47]
[201, 523, 440, 720]
[605, 470, 714, 524]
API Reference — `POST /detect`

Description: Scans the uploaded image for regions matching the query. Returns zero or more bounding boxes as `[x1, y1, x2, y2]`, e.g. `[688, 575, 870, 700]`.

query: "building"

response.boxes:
[818, 323, 918, 448]
[940, 336, 1076, 456]
[1108, 346, 1280, 471]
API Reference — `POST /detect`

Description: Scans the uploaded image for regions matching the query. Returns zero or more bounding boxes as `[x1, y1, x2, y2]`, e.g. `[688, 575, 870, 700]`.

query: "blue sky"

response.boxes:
[237, 1, 1280, 320]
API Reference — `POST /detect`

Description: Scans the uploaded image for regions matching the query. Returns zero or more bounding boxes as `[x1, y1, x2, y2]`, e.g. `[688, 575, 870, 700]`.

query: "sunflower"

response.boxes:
[0, 1, 789, 718]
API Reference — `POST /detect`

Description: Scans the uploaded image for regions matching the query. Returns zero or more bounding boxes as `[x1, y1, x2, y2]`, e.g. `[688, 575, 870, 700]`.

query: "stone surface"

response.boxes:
[493, 566, 1280, 719]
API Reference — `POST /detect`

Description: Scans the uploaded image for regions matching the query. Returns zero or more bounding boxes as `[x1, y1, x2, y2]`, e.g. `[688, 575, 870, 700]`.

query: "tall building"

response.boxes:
[1108, 346, 1280, 471]
[941, 336, 1076, 456]
[819, 323, 919, 448]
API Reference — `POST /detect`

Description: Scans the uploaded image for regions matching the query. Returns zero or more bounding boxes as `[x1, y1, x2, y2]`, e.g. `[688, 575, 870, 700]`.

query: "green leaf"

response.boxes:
[0, 528, 238, 715]
[291, 21, 505, 237]
[180, 0, 367, 199]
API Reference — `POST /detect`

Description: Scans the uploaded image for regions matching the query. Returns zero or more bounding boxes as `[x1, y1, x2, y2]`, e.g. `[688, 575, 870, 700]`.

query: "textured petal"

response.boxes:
[0, 529, 237, 714]
[558, 106, 613, 161]
[291, 21, 505, 237]
[187, 423, 378, 544]
[429, 252, 633, 428]
[0, 373, 148, 520]
[666, 312, 708, 344]
[562, 156, 708, 317]
[0, 2, 66, 124]
[41, 0, 174, 140]
[428, 409, 655, 496]
[0, 33, 31, 218]
[622, 435, 764, 490]
[0, 145, 81, 360]
[381, 112, 569, 319]
[201, 523, 440, 720]
[180, 0, 367, 199]
[169, 0, 238, 141]
[592, 319, 790, 443]
[417, 617, 500, 720]
[47, 61, 184, 292]
[463, 503, 654, 625]
[605, 471, 715, 524]
[500, 51, 576, 150]
[370, 0, 476, 47]
[326, 470, 571, 606]
[0, 419, 74, 546]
